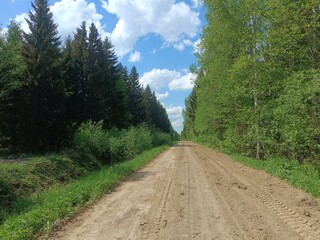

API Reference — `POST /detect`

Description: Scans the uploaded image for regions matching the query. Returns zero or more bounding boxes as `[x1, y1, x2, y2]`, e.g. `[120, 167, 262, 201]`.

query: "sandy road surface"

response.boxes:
[51, 142, 320, 240]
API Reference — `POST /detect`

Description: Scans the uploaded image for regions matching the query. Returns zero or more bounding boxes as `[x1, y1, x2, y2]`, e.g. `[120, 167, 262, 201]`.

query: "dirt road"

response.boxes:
[51, 142, 320, 240]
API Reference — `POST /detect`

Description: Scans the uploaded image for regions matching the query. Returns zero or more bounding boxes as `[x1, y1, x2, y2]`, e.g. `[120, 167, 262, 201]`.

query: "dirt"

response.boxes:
[50, 142, 320, 240]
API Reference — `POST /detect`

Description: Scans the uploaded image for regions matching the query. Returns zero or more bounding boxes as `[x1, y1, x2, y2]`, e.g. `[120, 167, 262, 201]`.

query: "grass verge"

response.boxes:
[228, 153, 320, 198]
[0, 144, 171, 240]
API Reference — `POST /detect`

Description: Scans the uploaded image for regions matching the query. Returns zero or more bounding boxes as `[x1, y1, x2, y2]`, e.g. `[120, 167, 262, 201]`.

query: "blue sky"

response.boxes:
[0, 0, 206, 133]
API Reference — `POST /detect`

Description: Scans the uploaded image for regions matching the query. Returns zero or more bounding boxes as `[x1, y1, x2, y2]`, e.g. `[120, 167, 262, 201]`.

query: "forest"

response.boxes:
[0, 0, 176, 153]
[183, 0, 320, 162]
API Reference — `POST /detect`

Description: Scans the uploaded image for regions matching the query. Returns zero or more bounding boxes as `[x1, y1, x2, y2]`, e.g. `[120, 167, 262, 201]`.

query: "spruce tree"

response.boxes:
[87, 23, 105, 121]
[127, 66, 146, 125]
[70, 21, 88, 124]
[0, 21, 26, 149]
[22, 0, 65, 150]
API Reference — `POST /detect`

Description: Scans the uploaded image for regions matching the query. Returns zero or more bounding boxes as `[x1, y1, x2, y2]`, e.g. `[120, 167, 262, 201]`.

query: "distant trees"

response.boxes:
[182, 0, 320, 162]
[0, 0, 174, 152]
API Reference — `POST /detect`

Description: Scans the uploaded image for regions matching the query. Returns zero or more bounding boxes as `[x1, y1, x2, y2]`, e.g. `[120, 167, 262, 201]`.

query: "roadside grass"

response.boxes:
[0, 154, 88, 223]
[0, 144, 171, 240]
[228, 153, 320, 198]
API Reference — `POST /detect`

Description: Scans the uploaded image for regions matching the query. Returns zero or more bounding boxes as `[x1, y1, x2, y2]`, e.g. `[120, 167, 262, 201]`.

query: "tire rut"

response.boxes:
[193, 145, 320, 240]
[139, 146, 179, 239]
[50, 142, 320, 240]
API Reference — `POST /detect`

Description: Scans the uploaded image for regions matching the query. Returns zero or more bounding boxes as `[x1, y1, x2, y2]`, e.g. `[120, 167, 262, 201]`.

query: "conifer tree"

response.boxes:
[127, 66, 146, 125]
[22, 0, 65, 150]
[87, 23, 105, 121]
[0, 21, 26, 149]
[70, 21, 89, 124]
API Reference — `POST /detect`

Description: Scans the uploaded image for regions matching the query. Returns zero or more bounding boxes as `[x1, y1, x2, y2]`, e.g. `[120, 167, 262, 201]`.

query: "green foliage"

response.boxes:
[73, 122, 172, 164]
[0, 2, 174, 152]
[22, 0, 65, 150]
[0, 21, 26, 151]
[0, 145, 170, 240]
[275, 70, 320, 161]
[123, 126, 152, 160]
[183, 0, 320, 162]
[73, 121, 109, 163]
[0, 155, 87, 223]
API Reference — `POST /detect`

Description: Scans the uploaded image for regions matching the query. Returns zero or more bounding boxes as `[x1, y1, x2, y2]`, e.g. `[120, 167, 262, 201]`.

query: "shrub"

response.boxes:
[123, 126, 152, 160]
[151, 130, 171, 147]
[73, 121, 110, 163]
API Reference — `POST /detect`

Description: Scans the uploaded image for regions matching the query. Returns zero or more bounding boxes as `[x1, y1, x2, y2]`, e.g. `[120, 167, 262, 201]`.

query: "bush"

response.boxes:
[151, 130, 172, 147]
[73, 121, 109, 163]
[123, 126, 152, 160]
[73, 122, 172, 164]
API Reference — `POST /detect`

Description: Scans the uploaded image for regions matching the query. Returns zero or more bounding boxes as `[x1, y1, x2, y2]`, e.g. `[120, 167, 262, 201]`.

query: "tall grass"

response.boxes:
[0, 145, 171, 240]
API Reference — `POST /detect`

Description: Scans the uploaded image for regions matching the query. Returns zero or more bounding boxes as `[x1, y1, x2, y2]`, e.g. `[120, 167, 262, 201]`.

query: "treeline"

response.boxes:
[183, 0, 320, 162]
[0, 0, 175, 152]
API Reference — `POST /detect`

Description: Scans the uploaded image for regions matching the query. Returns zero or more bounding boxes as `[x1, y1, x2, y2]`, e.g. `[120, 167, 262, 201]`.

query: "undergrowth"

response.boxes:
[0, 144, 171, 240]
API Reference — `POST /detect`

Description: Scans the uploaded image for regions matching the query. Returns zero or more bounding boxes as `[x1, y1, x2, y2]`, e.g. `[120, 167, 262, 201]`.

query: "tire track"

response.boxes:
[188, 146, 248, 239]
[139, 146, 180, 239]
[194, 145, 320, 240]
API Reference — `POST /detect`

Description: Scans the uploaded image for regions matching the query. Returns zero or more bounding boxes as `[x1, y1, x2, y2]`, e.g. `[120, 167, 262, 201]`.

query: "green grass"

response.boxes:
[0, 154, 88, 223]
[0, 144, 171, 240]
[228, 153, 320, 197]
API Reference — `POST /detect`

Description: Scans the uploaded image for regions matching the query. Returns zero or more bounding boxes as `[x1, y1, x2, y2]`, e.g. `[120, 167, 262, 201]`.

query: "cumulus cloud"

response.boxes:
[169, 72, 195, 91]
[140, 69, 181, 90]
[166, 105, 184, 133]
[51, 0, 105, 40]
[14, 13, 30, 33]
[191, 0, 204, 8]
[101, 0, 201, 57]
[14, 0, 106, 40]
[140, 68, 195, 91]
[173, 39, 193, 51]
[155, 91, 169, 101]
[166, 105, 183, 119]
[128, 51, 142, 63]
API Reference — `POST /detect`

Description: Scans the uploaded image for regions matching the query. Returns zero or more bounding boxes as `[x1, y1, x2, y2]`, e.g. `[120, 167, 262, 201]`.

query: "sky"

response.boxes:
[0, 0, 206, 133]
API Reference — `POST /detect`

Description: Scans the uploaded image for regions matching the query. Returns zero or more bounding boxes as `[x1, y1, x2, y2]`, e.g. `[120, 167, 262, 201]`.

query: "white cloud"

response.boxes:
[14, 13, 30, 34]
[155, 91, 169, 101]
[166, 105, 184, 133]
[166, 105, 183, 119]
[14, 0, 106, 40]
[173, 39, 193, 51]
[191, 0, 204, 8]
[128, 51, 142, 63]
[51, 0, 105, 40]
[101, 0, 201, 57]
[140, 69, 181, 90]
[140, 68, 195, 91]
[169, 72, 195, 91]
